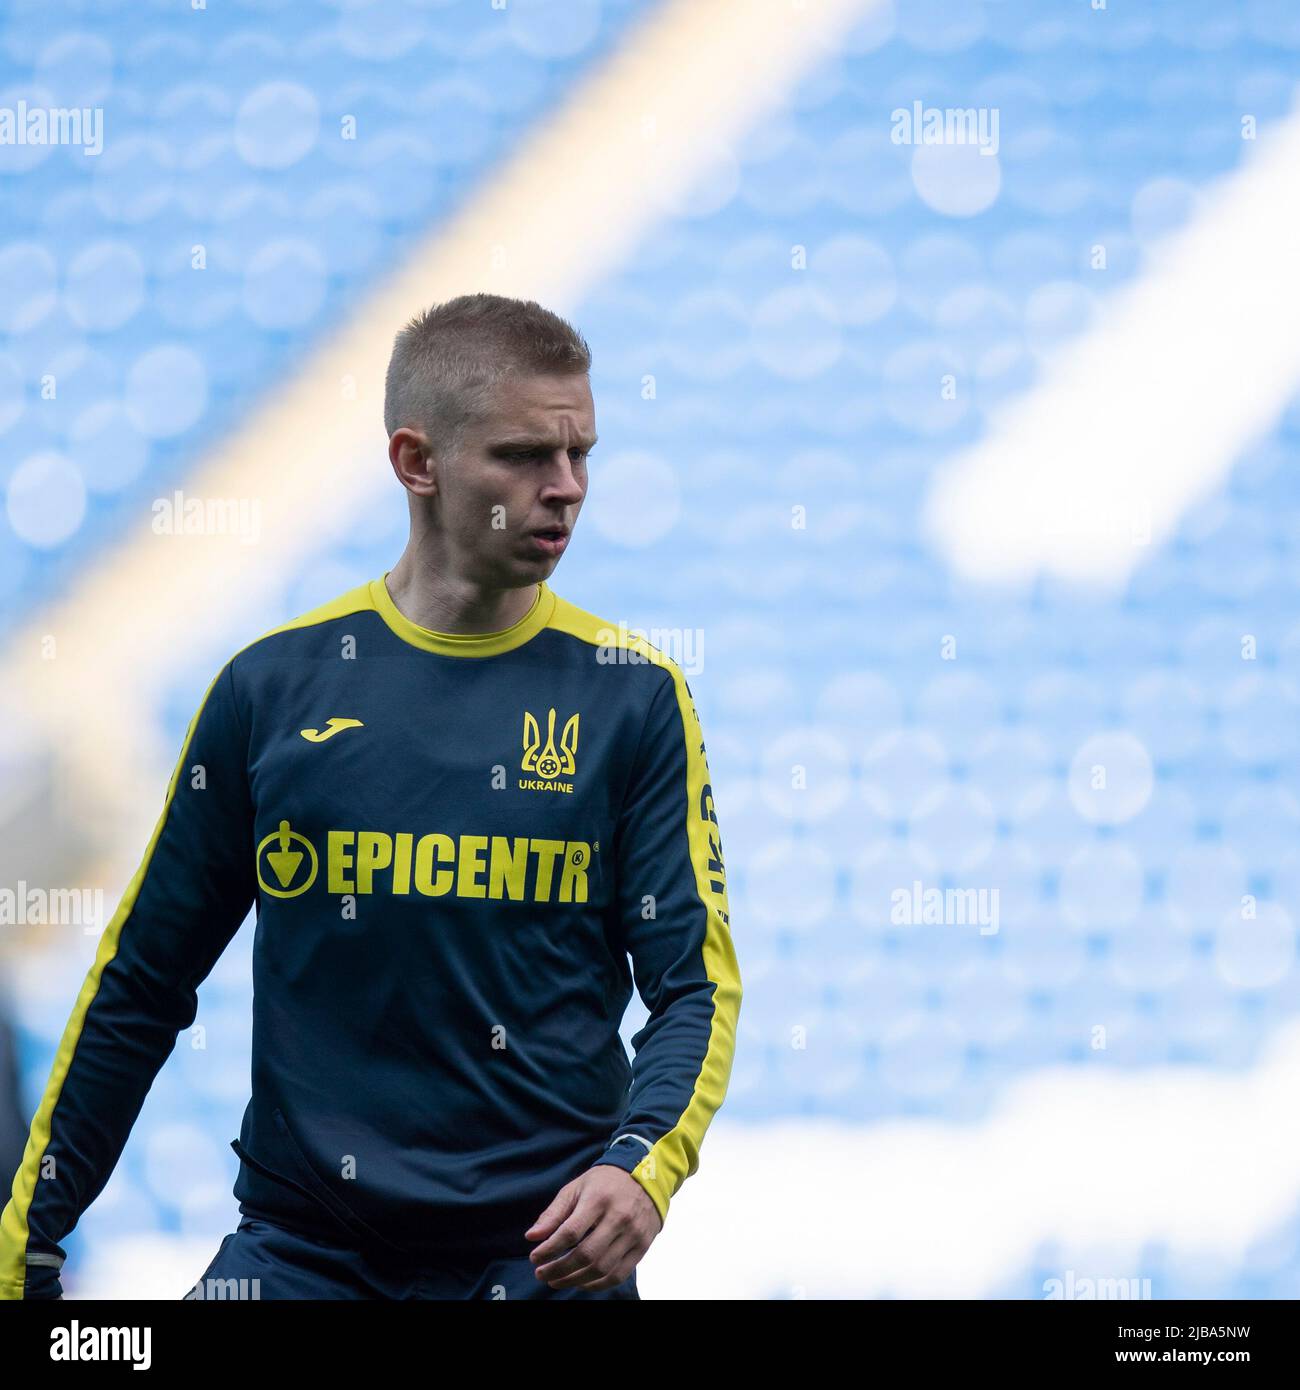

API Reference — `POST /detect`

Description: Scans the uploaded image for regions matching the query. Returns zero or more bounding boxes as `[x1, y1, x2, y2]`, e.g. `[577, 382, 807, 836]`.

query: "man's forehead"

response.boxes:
[477, 380, 596, 445]
[488, 371, 591, 411]
[486, 426, 600, 449]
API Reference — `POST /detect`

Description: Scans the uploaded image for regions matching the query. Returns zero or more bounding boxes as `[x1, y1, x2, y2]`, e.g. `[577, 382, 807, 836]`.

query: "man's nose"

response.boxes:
[542, 460, 585, 499]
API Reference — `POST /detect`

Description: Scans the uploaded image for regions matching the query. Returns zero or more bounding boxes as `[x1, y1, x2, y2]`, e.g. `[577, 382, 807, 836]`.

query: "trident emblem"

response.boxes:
[522, 708, 580, 779]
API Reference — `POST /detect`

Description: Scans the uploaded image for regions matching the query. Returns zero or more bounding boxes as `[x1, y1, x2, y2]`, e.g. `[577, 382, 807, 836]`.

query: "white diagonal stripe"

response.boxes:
[923, 100, 1300, 587]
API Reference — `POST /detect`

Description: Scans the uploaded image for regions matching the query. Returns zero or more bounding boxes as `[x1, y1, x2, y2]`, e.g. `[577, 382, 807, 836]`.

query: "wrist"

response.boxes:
[593, 1131, 654, 1174]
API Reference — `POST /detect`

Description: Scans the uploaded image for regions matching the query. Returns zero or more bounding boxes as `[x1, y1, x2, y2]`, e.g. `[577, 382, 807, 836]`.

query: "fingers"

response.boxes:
[535, 1226, 643, 1290]
[531, 1203, 614, 1282]
[543, 1234, 641, 1291]
[524, 1180, 580, 1244]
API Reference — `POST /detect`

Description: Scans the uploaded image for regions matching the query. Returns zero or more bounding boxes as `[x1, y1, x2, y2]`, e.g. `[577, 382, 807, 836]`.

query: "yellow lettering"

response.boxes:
[355, 831, 392, 894]
[320, 826, 596, 903]
[457, 835, 488, 897]
[392, 831, 412, 894]
[488, 836, 528, 900]
[530, 839, 565, 901]
[559, 842, 591, 903]
[328, 830, 355, 894]
[414, 833, 454, 895]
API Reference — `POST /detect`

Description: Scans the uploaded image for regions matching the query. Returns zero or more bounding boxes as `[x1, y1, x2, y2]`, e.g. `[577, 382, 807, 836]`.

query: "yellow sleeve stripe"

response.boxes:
[629, 660, 741, 1225]
[545, 594, 742, 1225]
[0, 664, 227, 1300]
[0, 581, 379, 1298]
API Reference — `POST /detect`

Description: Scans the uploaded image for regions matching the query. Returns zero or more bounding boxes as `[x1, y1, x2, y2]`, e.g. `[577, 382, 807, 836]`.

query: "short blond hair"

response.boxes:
[383, 293, 592, 457]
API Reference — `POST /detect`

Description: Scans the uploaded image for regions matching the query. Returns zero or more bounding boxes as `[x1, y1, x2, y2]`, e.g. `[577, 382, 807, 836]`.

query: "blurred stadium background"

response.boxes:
[3, 0, 1300, 1299]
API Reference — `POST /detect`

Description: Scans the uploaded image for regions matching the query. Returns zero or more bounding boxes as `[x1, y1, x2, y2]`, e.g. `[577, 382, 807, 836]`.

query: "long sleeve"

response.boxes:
[589, 662, 741, 1226]
[0, 659, 256, 1300]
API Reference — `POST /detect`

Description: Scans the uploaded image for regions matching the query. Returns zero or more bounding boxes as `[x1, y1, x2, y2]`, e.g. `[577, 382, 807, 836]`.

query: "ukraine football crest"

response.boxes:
[521, 707, 579, 789]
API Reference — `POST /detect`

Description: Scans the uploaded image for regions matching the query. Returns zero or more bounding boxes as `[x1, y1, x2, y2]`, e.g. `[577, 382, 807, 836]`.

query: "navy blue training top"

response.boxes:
[0, 574, 741, 1292]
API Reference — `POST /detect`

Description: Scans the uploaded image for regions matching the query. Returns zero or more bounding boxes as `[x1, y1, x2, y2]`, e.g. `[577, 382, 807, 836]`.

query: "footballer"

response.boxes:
[0, 293, 741, 1301]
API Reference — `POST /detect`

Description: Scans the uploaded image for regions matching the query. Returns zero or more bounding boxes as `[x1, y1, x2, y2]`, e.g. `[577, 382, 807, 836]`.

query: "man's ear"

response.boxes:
[390, 428, 436, 494]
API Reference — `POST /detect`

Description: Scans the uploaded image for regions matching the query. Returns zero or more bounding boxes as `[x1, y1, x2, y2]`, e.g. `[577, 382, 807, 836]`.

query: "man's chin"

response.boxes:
[519, 549, 563, 577]
[497, 554, 560, 588]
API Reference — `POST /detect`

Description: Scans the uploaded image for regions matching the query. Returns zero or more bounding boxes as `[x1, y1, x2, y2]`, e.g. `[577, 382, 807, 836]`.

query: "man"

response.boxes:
[0, 293, 741, 1301]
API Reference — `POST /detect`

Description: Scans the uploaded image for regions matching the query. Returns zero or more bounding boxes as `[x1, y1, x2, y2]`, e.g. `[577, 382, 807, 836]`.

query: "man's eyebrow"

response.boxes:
[491, 434, 598, 451]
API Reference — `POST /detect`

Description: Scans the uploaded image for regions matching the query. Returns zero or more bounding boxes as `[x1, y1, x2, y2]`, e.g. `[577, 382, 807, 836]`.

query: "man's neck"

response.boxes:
[383, 555, 539, 635]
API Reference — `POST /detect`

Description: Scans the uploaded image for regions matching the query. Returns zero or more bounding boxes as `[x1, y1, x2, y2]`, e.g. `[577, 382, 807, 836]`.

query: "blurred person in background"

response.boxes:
[0, 1002, 27, 1200]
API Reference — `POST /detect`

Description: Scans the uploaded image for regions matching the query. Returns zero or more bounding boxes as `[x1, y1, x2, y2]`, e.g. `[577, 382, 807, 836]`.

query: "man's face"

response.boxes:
[430, 371, 595, 588]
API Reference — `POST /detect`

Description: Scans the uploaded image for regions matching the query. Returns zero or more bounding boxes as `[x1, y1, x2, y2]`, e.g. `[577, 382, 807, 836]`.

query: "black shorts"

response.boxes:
[181, 1213, 640, 1301]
